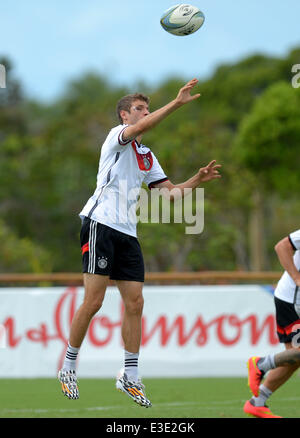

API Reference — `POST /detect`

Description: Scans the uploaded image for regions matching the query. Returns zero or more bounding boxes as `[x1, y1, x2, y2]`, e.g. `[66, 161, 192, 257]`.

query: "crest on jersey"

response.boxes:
[131, 141, 153, 171]
[143, 157, 151, 170]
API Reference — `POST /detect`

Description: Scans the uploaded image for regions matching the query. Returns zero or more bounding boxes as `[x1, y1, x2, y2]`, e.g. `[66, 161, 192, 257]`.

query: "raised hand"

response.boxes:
[198, 160, 222, 182]
[175, 78, 201, 105]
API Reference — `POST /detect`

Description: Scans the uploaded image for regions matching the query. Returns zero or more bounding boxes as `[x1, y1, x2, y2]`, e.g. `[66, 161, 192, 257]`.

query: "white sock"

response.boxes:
[63, 343, 79, 371]
[257, 354, 276, 373]
[124, 350, 139, 382]
[252, 384, 273, 407]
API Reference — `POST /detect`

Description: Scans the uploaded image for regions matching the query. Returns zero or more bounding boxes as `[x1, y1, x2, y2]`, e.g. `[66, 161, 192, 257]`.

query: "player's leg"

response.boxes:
[58, 218, 115, 399]
[58, 273, 109, 399]
[111, 233, 150, 406]
[260, 342, 299, 392]
[247, 297, 300, 395]
[244, 297, 300, 417]
[69, 273, 109, 348]
[244, 342, 299, 418]
[115, 280, 151, 407]
[246, 342, 298, 411]
[118, 280, 144, 356]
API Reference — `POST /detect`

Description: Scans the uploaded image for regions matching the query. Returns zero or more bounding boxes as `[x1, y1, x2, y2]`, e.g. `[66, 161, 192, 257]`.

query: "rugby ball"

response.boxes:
[160, 4, 205, 36]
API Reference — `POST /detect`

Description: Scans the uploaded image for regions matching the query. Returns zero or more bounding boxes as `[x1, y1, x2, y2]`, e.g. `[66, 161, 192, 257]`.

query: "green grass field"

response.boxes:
[0, 376, 299, 418]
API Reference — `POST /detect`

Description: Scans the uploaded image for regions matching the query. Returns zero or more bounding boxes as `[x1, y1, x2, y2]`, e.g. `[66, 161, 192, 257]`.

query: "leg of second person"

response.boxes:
[248, 342, 300, 411]
[261, 342, 300, 393]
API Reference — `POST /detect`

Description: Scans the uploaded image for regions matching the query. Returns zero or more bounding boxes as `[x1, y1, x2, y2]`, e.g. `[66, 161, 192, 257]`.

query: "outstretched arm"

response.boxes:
[123, 78, 201, 141]
[152, 160, 222, 201]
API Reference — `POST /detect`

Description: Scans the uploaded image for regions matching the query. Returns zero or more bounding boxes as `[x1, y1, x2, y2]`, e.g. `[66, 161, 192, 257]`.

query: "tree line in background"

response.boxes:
[0, 48, 300, 274]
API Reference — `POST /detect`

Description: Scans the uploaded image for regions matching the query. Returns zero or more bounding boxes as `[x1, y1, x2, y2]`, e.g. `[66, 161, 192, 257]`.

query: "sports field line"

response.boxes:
[1, 397, 299, 416]
[0, 401, 236, 416]
[0, 400, 252, 416]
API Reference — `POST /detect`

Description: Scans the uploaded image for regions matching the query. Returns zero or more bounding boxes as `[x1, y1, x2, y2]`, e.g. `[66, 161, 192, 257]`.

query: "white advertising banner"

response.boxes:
[0, 285, 283, 378]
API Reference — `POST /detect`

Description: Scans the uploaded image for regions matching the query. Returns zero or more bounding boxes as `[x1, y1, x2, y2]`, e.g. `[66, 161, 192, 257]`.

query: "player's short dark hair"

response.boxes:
[116, 93, 150, 124]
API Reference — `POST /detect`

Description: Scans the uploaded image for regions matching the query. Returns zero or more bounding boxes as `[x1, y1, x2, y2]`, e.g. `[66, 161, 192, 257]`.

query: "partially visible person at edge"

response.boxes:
[58, 78, 222, 407]
[245, 229, 300, 418]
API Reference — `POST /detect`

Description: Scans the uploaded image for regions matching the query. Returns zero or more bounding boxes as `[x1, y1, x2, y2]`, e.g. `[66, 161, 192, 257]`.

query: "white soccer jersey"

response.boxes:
[274, 229, 300, 304]
[79, 124, 168, 237]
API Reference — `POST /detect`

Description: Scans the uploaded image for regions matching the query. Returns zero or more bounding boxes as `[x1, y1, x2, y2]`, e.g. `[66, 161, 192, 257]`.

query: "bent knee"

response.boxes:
[82, 299, 103, 316]
[125, 296, 144, 315]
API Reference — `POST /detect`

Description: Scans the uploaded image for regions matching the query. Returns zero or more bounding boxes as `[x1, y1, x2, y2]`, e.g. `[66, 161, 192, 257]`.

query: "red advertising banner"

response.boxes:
[0, 285, 282, 377]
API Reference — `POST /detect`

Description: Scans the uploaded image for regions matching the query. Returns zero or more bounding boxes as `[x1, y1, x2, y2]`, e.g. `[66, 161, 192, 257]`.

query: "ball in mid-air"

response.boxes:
[160, 4, 205, 36]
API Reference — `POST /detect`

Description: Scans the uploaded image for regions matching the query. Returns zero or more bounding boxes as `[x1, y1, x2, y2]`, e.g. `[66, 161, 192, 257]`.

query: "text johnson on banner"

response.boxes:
[1, 287, 279, 373]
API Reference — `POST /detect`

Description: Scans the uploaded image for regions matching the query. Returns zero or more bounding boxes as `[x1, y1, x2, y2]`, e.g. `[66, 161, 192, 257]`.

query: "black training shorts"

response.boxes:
[80, 217, 144, 282]
[274, 296, 300, 344]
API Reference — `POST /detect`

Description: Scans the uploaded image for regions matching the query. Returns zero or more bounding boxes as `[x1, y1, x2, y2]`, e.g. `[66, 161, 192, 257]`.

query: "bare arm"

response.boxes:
[152, 160, 222, 201]
[275, 236, 300, 286]
[123, 78, 200, 141]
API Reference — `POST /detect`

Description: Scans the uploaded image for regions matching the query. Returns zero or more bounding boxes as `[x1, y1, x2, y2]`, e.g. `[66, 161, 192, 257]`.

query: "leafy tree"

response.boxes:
[0, 219, 51, 273]
[234, 82, 300, 269]
[234, 81, 300, 194]
[1, 49, 300, 274]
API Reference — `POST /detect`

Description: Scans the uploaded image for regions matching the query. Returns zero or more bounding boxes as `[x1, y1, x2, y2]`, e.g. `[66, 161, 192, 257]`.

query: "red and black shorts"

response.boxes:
[80, 217, 144, 282]
[275, 296, 300, 344]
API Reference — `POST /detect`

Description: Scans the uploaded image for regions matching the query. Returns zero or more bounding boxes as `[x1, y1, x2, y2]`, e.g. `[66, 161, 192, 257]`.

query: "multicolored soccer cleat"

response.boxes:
[247, 356, 264, 397]
[58, 369, 79, 400]
[116, 371, 152, 408]
[243, 399, 282, 418]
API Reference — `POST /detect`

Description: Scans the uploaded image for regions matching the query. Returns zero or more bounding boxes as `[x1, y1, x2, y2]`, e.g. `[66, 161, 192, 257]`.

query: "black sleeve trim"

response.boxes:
[148, 177, 169, 189]
[289, 235, 297, 251]
[118, 126, 131, 146]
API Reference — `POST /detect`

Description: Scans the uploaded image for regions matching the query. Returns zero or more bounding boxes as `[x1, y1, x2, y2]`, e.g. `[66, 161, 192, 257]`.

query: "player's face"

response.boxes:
[127, 100, 150, 124]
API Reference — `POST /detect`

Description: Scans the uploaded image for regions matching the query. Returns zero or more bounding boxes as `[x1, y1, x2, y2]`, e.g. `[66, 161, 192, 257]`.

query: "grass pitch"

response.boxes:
[0, 376, 299, 418]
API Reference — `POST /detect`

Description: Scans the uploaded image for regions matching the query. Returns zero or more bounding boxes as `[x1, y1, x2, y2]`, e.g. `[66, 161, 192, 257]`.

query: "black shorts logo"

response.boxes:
[98, 256, 108, 269]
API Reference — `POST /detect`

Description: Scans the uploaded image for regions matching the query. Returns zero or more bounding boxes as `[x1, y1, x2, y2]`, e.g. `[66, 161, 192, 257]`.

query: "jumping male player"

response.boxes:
[58, 78, 222, 407]
[245, 229, 300, 418]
